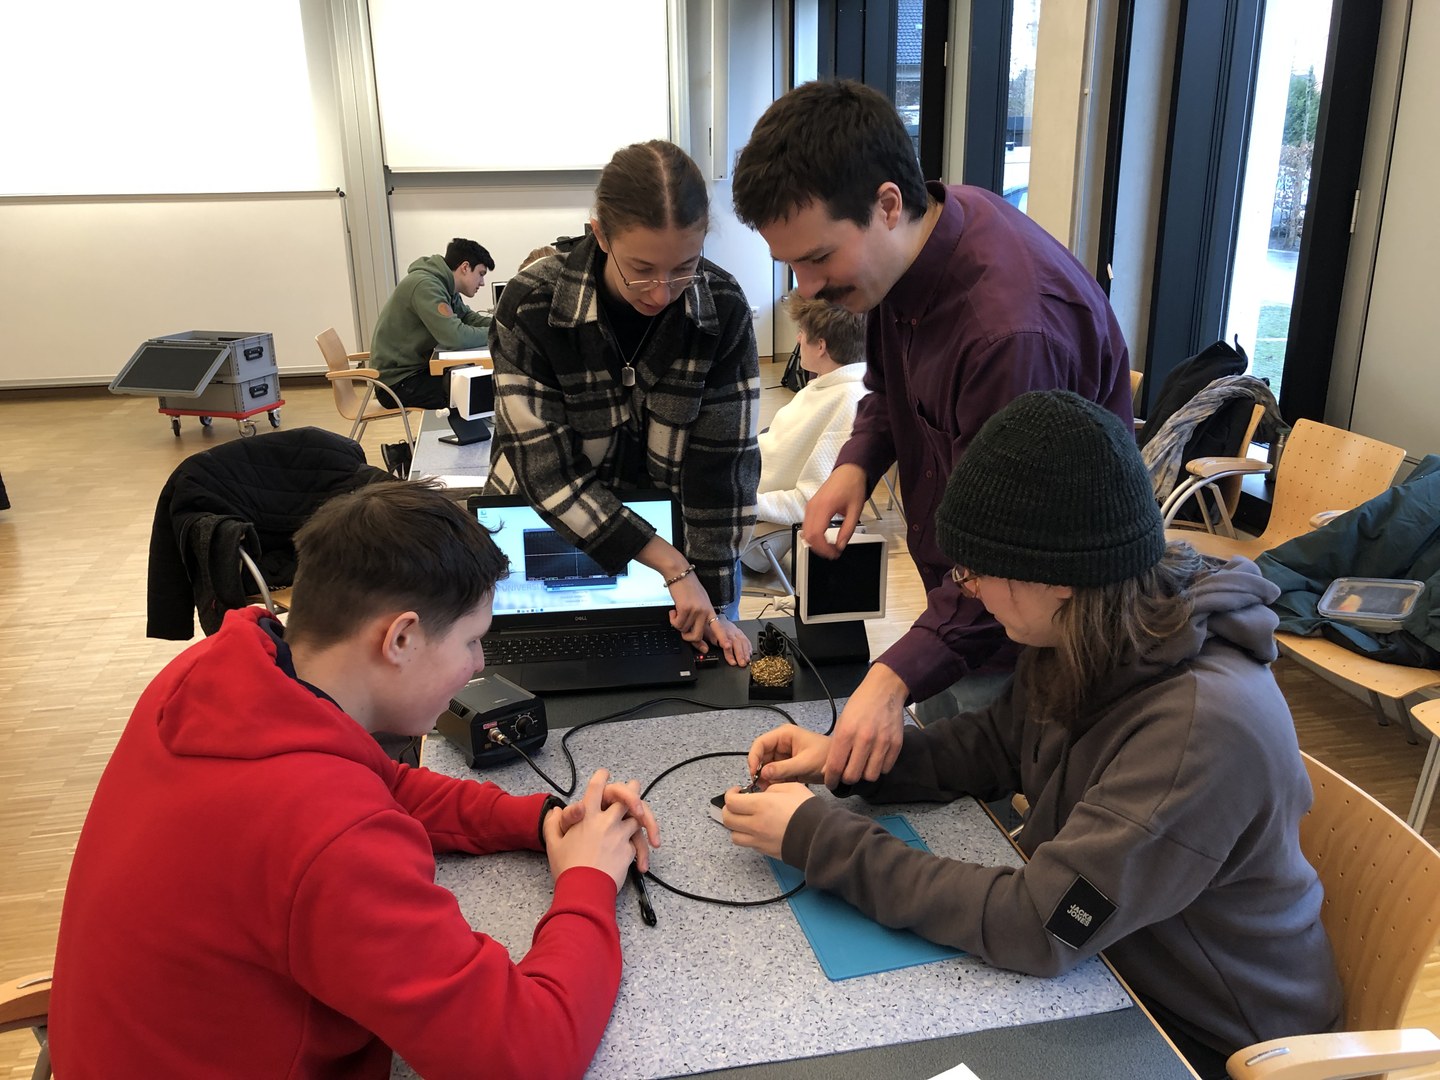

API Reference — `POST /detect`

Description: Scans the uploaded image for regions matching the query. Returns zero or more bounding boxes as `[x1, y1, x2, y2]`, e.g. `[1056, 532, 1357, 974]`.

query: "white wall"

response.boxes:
[1105, 0, 1180, 375]
[368, 0, 670, 172]
[0, 0, 350, 387]
[0, 0, 781, 387]
[0, 195, 355, 386]
[700, 0, 777, 350]
[1342, 0, 1440, 461]
[389, 178, 597, 298]
[1028, 1, 1094, 246]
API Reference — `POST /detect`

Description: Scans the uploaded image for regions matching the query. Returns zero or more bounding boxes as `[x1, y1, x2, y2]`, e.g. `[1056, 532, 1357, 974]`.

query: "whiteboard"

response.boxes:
[0, 195, 355, 387]
[368, 0, 672, 172]
[0, 0, 335, 196]
[1350, 0, 1440, 461]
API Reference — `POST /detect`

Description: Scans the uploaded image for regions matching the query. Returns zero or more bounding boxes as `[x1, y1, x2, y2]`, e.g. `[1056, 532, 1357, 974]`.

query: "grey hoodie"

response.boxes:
[784, 557, 1341, 1057]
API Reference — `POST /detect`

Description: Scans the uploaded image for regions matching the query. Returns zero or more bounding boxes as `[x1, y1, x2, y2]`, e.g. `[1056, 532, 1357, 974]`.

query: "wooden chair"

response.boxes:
[1405, 698, 1440, 829]
[1160, 402, 1268, 538]
[239, 547, 294, 616]
[1171, 419, 1406, 560]
[1276, 634, 1440, 745]
[1225, 753, 1440, 1079]
[314, 328, 421, 451]
[0, 970, 51, 1080]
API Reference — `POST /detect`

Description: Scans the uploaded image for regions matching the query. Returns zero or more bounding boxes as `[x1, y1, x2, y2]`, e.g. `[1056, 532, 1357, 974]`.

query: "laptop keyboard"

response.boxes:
[485, 627, 685, 664]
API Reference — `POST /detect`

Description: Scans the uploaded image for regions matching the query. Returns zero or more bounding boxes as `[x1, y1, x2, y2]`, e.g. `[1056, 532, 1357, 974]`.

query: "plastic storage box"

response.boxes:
[158, 330, 277, 379]
[1318, 577, 1424, 632]
[160, 372, 280, 414]
[111, 330, 282, 436]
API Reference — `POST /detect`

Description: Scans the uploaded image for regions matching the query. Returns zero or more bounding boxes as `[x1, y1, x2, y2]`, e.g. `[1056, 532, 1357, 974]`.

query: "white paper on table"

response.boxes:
[926, 1064, 983, 1080]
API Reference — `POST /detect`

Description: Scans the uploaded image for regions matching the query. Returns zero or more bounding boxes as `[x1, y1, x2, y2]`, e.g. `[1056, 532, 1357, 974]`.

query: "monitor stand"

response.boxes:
[439, 414, 492, 446]
[793, 603, 870, 666]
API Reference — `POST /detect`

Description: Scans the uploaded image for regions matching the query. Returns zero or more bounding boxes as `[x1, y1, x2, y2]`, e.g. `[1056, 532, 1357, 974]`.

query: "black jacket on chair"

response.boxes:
[147, 427, 391, 639]
[1137, 340, 1255, 461]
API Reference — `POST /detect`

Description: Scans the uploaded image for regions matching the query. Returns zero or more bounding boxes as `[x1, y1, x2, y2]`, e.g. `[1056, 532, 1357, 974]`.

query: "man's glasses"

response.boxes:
[611, 248, 703, 294]
[950, 567, 983, 597]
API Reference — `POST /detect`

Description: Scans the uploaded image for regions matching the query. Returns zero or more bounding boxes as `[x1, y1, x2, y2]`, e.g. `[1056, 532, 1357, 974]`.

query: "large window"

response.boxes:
[1111, 0, 1381, 422]
[800, 0, 949, 178]
[1004, 0, 1042, 212]
[1225, 0, 1334, 400]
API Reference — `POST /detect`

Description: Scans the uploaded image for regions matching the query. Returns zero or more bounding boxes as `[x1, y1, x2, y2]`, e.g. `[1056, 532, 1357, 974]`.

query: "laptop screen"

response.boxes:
[468, 492, 679, 622]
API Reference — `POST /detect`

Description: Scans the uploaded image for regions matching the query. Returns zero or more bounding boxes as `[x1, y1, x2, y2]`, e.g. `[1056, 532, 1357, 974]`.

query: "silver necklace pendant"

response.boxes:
[622, 364, 636, 388]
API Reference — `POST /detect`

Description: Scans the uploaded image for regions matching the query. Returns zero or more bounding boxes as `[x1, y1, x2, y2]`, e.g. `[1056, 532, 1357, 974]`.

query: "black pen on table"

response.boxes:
[629, 863, 657, 927]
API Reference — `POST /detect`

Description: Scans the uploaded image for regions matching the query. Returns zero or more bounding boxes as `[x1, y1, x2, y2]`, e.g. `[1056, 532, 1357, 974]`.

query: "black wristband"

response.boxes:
[537, 795, 566, 848]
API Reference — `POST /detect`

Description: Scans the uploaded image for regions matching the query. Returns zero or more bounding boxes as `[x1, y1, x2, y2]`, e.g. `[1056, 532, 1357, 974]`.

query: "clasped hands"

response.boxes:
[544, 769, 661, 891]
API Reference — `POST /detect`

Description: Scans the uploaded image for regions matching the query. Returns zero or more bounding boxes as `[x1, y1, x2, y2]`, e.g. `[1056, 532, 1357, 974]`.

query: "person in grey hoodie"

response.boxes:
[721, 390, 1341, 1079]
[371, 237, 496, 410]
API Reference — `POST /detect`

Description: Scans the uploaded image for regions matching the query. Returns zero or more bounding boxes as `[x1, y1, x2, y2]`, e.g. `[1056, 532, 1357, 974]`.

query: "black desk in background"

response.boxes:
[528, 617, 871, 731]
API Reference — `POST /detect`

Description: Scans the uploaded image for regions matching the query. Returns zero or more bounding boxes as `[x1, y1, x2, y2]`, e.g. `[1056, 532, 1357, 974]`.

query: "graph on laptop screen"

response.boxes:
[475, 499, 675, 616]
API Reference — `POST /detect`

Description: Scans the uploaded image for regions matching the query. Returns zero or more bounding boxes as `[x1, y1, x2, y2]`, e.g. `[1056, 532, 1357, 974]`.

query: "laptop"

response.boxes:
[467, 491, 698, 693]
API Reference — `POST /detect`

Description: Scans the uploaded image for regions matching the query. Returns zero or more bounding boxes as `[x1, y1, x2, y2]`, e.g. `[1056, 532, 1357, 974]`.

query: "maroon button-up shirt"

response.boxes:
[836, 183, 1133, 702]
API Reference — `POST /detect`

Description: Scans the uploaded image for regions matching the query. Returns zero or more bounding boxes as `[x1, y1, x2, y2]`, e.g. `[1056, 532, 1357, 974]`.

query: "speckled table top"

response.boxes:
[393, 701, 1131, 1080]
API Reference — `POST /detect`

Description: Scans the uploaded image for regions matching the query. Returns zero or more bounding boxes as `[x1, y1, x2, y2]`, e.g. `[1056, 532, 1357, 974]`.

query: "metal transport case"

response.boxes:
[111, 330, 283, 437]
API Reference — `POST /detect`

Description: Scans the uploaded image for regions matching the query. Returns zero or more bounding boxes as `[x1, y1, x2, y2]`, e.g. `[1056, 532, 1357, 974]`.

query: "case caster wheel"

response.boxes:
[199, 415, 214, 428]
[171, 417, 182, 437]
[240, 420, 258, 438]
[267, 409, 281, 428]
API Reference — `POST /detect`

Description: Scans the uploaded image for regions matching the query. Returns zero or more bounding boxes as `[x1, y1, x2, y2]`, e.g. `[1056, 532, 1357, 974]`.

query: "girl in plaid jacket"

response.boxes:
[486, 141, 761, 666]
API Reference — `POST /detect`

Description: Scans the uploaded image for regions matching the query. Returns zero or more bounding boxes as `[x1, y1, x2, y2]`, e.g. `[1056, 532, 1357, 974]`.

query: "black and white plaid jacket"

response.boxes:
[485, 232, 759, 607]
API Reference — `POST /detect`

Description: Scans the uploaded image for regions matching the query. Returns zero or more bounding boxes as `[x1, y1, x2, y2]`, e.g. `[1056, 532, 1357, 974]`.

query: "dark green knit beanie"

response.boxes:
[935, 390, 1164, 587]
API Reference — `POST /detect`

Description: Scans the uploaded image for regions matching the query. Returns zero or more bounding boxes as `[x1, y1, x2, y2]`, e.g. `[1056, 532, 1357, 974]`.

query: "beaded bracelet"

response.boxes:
[662, 564, 697, 588]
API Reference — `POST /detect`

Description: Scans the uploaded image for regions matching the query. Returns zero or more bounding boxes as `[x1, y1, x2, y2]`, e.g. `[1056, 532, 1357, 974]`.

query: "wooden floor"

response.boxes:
[2, 369, 1437, 1077]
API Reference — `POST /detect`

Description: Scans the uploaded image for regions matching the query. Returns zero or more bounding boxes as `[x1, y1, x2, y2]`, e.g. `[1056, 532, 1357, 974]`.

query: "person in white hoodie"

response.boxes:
[743, 295, 869, 572]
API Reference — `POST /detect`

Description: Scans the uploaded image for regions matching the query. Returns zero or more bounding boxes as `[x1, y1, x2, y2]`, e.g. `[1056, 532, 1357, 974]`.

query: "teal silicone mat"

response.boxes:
[767, 813, 965, 980]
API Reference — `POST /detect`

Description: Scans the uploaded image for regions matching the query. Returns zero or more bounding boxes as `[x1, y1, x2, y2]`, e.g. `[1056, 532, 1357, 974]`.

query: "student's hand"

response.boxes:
[823, 664, 909, 787]
[556, 776, 661, 872]
[748, 725, 830, 786]
[801, 463, 870, 558]
[720, 783, 816, 860]
[667, 573, 716, 647]
[706, 615, 752, 667]
[544, 769, 641, 892]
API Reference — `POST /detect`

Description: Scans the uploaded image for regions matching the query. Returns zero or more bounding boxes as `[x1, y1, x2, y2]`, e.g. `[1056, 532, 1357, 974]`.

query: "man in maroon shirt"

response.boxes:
[733, 80, 1133, 788]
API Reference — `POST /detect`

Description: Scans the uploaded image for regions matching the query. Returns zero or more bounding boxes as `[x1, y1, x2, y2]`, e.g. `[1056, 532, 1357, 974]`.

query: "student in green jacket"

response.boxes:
[371, 237, 496, 410]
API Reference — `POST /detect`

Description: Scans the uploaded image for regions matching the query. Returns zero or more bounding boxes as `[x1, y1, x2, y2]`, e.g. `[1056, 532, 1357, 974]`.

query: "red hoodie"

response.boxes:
[50, 607, 621, 1079]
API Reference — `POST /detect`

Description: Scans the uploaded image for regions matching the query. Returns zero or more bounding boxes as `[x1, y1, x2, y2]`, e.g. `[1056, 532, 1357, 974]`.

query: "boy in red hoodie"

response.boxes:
[50, 482, 658, 1079]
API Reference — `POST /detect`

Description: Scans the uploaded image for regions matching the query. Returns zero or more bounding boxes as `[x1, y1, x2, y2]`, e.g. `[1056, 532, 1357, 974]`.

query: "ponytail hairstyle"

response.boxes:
[594, 140, 710, 238]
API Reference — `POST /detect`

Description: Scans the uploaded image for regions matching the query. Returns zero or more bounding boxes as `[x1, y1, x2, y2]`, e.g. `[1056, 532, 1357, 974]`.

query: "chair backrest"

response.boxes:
[315, 327, 366, 422]
[1300, 752, 1440, 1032]
[1262, 419, 1406, 547]
[1208, 402, 1266, 519]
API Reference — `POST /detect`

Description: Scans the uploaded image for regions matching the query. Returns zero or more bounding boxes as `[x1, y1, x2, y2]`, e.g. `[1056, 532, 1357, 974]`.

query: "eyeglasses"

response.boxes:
[610, 247, 703, 294]
[950, 567, 983, 597]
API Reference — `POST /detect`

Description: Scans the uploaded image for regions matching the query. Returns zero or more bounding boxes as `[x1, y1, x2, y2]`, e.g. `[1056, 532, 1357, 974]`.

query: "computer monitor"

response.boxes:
[444, 367, 495, 445]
